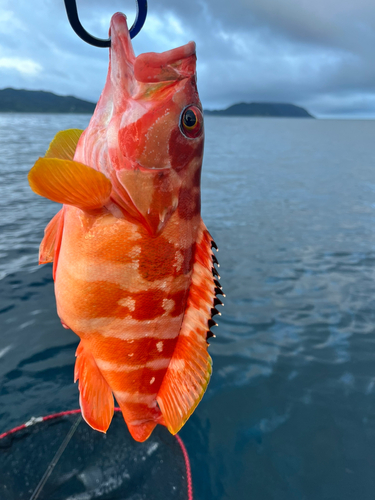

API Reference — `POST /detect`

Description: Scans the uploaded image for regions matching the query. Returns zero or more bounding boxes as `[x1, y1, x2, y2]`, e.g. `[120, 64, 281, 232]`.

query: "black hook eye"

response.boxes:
[63, 0, 147, 47]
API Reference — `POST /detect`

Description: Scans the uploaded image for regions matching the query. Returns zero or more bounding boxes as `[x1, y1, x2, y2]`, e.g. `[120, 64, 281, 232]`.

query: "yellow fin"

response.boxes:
[157, 221, 219, 434]
[28, 158, 112, 210]
[74, 342, 114, 433]
[45, 129, 83, 160]
[39, 209, 63, 264]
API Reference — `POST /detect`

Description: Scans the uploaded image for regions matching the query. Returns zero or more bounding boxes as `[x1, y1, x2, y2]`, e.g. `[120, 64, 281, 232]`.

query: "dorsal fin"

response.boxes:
[157, 221, 222, 434]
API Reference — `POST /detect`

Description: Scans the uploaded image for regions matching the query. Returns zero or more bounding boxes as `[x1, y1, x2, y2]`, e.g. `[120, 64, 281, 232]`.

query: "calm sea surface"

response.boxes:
[1, 114, 375, 499]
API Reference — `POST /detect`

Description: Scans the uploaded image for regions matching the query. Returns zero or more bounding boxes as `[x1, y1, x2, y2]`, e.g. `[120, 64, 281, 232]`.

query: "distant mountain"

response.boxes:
[0, 88, 96, 113]
[0, 89, 314, 118]
[205, 102, 314, 118]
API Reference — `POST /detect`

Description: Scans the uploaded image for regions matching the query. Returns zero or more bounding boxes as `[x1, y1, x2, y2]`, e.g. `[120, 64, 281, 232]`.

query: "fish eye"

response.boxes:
[180, 105, 203, 139]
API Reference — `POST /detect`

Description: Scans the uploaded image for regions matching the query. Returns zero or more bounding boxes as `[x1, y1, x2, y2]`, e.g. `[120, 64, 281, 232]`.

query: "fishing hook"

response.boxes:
[63, 0, 147, 47]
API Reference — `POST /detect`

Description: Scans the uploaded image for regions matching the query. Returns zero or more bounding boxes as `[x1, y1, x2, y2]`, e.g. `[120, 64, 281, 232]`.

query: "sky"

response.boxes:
[1, 0, 375, 118]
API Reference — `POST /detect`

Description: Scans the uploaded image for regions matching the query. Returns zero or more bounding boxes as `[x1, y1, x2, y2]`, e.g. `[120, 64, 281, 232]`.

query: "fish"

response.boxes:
[28, 12, 223, 442]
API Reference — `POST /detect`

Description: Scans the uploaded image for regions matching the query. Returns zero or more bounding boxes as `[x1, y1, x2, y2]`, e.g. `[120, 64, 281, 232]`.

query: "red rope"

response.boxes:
[42, 409, 82, 421]
[175, 433, 194, 500]
[0, 423, 28, 440]
[0, 408, 194, 500]
[0, 409, 82, 440]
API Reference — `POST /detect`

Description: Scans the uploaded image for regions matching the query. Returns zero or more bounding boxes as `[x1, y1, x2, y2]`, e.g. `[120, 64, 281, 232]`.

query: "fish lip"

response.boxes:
[109, 12, 129, 38]
[107, 12, 136, 100]
[134, 41, 197, 83]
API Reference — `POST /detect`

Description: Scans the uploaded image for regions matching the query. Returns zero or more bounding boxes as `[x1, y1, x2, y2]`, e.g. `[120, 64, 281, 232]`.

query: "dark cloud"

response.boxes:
[1, 0, 375, 116]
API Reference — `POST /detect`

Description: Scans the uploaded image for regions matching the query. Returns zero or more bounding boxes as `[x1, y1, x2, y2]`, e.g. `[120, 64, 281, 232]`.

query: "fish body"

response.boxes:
[28, 13, 221, 442]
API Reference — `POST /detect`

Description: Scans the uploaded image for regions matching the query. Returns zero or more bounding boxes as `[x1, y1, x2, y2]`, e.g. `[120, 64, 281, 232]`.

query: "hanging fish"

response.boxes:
[28, 12, 223, 442]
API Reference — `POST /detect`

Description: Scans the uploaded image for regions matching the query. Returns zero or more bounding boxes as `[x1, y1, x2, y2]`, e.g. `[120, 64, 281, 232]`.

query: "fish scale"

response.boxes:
[28, 12, 222, 442]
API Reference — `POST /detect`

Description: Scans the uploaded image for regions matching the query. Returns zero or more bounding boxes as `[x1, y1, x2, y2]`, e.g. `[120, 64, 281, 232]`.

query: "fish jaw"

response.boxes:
[73, 13, 136, 181]
[91, 12, 137, 122]
[74, 13, 204, 236]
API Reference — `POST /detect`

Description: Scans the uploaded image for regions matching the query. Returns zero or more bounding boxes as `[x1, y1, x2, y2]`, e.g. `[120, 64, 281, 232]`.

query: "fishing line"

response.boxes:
[29, 415, 82, 500]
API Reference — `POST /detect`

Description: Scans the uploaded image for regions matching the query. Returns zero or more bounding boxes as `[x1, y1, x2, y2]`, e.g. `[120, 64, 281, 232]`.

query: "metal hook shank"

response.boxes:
[63, 0, 147, 47]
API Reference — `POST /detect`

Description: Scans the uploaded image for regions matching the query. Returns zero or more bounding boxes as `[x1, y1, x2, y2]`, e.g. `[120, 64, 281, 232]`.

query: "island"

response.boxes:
[0, 88, 95, 113]
[204, 102, 314, 118]
[0, 89, 314, 118]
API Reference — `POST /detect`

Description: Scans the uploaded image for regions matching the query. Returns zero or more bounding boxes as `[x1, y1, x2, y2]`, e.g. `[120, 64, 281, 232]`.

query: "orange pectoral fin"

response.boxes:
[74, 342, 114, 433]
[28, 158, 112, 210]
[157, 221, 221, 434]
[44, 129, 83, 161]
[39, 208, 63, 264]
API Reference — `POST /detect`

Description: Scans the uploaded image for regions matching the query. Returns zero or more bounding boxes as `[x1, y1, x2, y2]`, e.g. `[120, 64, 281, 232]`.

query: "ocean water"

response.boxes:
[1, 114, 375, 499]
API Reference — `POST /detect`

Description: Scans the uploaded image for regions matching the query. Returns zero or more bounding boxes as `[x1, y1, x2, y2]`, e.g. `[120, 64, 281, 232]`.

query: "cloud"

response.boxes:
[0, 0, 375, 117]
[0, 8, 27, 34]
[0, 57, 42, 75]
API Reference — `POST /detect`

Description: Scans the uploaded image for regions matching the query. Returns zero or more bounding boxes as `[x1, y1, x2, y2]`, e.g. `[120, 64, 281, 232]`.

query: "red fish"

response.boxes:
[28, 13, 222, 442]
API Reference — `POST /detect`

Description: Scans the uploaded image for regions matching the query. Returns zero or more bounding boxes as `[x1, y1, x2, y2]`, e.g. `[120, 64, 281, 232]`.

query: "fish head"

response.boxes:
[75, 13, 204, 236]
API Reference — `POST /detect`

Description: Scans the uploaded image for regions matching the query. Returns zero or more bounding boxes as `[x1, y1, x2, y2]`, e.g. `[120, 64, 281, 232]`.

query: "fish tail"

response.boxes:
[114, 396, 161, 442]
[124, 417, 157, 443]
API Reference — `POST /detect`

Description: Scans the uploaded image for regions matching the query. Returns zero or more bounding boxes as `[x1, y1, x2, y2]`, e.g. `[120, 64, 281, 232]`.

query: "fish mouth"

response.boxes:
[108, 12, 196, 95]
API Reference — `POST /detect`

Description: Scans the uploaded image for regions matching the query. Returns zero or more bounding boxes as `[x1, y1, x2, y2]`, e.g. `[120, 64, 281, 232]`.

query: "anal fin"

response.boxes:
[74, 342, 114, 433]
[157, 221, 220, 434]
